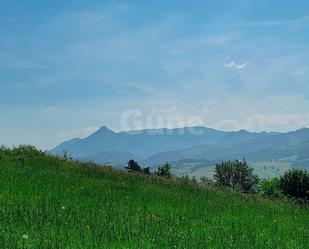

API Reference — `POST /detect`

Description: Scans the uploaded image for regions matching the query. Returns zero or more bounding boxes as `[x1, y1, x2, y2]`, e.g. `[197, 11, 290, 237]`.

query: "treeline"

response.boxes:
[125, 159, 172, 179]
[125, 159, 309, 204]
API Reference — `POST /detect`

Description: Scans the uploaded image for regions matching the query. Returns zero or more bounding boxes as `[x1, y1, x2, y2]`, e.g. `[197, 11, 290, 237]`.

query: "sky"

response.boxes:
[1, 0, 309, 149]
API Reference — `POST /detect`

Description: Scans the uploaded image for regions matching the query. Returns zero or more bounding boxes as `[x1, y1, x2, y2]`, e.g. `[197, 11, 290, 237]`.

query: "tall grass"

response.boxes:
[0, 146, 308, 248]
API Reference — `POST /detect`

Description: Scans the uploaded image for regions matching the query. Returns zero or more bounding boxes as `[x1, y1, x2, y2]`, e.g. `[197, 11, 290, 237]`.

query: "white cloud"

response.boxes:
[224, 61, 248, 69]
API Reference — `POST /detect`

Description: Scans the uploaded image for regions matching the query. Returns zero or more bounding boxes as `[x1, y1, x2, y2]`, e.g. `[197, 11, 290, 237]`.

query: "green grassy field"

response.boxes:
[1, 147, 309, 248]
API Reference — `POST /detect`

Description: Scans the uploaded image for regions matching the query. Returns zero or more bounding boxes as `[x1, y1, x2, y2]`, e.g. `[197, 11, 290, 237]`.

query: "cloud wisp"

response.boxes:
[224, 61, 248, 69]
[236, 15, 309, 28]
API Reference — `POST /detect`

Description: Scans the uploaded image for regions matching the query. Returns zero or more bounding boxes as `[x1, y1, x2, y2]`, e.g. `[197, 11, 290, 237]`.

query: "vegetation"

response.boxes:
[155, 162, 172, 179]
[125, 159, 150, 175]
[143, 166, 151, 175]
[260, 177, 285, 200]
[125, 158, 309, 203]
[200, 176, 214, 185]
[280, 169, 309, 203]
[214, 160, 260, 193]
[125, 159, 142, 172]
[0, 146, 309, 248]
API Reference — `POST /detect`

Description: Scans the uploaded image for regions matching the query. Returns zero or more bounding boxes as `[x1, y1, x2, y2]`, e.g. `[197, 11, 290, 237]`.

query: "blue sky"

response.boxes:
[1, 0, 309, 149]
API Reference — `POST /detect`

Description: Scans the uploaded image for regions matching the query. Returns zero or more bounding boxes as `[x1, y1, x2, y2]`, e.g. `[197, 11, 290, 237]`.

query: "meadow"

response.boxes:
[0, 146, 309, 248]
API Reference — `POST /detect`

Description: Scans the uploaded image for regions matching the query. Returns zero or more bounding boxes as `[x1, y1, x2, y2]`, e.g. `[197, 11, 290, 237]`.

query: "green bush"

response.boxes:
[214, 160, 259, 193]
[280, 169, 309, 203]
[260, 178, 284, 200]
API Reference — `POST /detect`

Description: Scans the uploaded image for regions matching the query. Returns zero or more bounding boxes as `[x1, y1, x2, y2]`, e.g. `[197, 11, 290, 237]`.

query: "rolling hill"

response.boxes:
[1, 147, 309, 248]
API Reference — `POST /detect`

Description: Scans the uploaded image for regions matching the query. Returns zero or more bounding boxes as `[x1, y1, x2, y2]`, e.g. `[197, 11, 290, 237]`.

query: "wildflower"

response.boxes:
[22, 234, 29, 239]
[62, 206, 66, 210]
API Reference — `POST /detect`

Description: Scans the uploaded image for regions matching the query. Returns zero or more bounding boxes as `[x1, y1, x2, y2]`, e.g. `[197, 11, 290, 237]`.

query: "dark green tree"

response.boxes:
[125, 160, 142, 172]
[280, 169, 309, 202]
[155, 162, 172, 179]
[214, 160, 259, 193]
[143, 167, 151, 175]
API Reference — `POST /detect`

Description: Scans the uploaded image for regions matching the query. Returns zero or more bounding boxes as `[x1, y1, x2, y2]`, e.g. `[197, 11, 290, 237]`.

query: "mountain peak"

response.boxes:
[98, 125, 110, 131]
[97, 125, 115, 134]
[88, 126, 116, 137]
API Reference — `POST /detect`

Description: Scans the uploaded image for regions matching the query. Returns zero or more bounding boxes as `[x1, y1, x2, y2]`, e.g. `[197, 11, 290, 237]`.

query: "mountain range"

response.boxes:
[50, 126, 309, 175]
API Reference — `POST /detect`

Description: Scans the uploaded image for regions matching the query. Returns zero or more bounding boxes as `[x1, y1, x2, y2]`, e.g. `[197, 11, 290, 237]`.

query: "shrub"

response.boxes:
[260, 178, 284, 200]
[279, 169, 309, 203]
[214, 160, 259, 193]
[178, 175, 191, 185]
[0, 146, 10, 159]
[155, 162, 172, 179]
[200, 176, 214, 185]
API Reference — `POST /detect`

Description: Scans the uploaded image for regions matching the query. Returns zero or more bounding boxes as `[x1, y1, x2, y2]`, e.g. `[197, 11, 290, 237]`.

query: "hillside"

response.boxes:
[1, 146, 309, 248]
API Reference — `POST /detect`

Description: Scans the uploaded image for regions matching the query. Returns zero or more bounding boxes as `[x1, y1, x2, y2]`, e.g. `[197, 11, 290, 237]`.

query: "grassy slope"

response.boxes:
[0, 150, 309, 249]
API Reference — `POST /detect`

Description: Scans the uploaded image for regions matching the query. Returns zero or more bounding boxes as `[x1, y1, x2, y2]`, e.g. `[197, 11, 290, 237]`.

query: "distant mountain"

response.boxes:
[51, 125, 279, 166]
[144, 128, 309, 167]
[51, 126, 227, 157]
[51, 126, 121, 157]
[215, 129, 279, 144]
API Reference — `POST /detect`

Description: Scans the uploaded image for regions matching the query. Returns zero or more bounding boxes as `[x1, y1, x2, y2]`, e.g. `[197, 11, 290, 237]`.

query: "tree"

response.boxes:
[125, 160, 151, 175]
[214, 160, 259, 193]
[279, 169, 309, 202]
[125, 160, 142, 172]
[155, 162, 172, 179]
[191, 176, 198, 185]
[143, 167, 151, 175]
